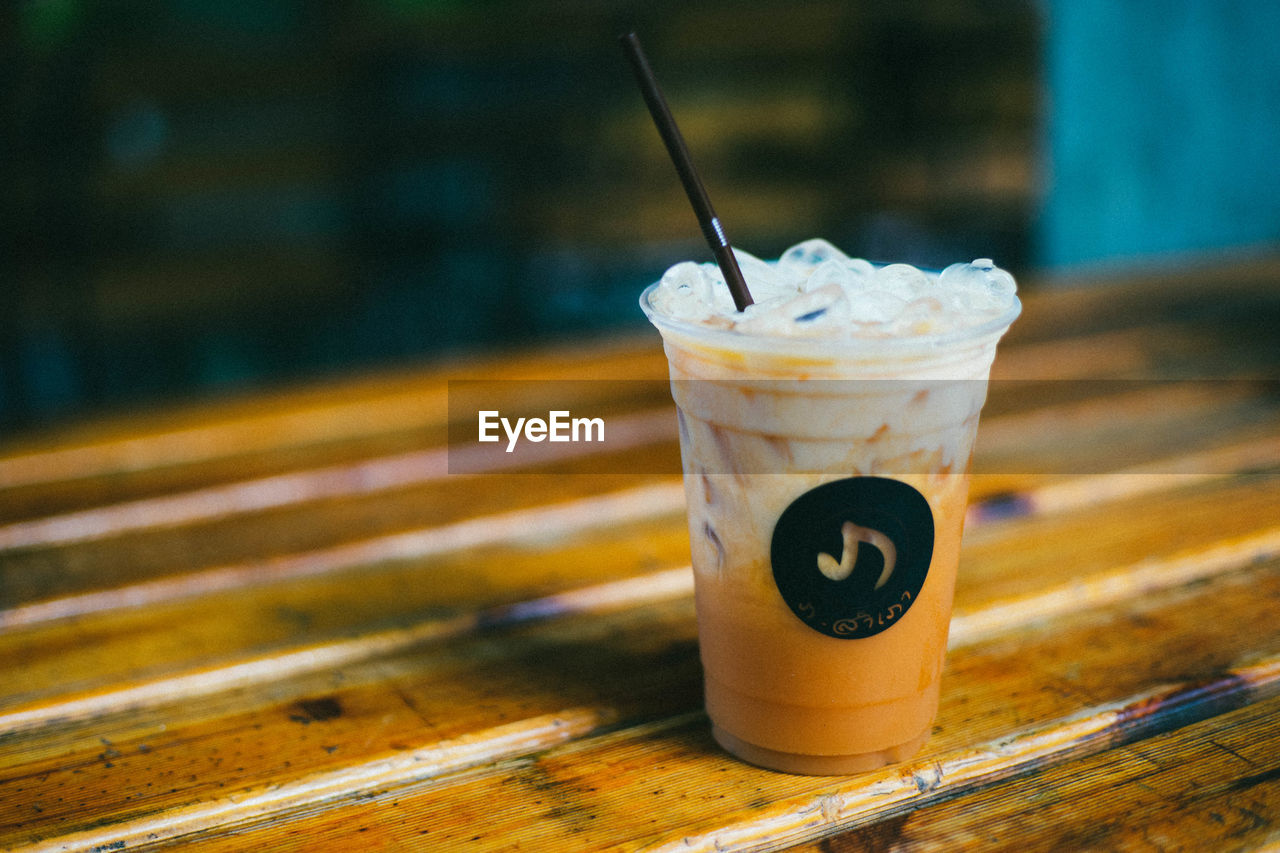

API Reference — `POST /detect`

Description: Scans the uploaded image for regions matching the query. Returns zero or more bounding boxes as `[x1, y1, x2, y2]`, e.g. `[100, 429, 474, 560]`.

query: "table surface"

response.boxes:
[2, 258, 1280, 852]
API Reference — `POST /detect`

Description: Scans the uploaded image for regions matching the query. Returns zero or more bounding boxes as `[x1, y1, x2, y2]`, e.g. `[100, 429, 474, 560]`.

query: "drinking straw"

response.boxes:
[619, 31, 754, 311]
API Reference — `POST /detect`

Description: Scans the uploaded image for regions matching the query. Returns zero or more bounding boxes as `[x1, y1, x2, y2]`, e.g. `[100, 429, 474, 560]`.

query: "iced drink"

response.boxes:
[641, 239, 1020, 774]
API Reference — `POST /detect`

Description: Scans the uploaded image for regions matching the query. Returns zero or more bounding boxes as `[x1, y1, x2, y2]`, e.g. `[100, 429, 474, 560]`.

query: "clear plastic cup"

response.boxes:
[641, 277, 1020, 774]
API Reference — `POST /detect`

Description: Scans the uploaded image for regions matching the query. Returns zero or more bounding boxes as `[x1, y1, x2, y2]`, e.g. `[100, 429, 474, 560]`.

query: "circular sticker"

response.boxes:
[770, 477, 934, 639]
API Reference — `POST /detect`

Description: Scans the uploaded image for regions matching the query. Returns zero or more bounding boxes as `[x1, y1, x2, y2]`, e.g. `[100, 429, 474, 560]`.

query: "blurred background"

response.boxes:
[3, 0, 1278, 431]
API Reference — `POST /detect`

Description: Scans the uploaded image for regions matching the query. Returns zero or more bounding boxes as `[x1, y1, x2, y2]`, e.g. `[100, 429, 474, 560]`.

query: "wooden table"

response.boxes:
[3, 259, 1280, 851]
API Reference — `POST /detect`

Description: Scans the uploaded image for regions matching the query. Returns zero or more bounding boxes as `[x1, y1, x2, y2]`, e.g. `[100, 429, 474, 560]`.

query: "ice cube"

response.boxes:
[660, 261, 704, 294]
[802, 259, 852, 293]
[653, 261, 732, 319]
[736, 283, 851, 337]
[790, 283, 852, 325]
[801, 257, 876, 293]
[688, 261, 739, 314]
[976, 261, 1017, 300]
[730, 247, 792, 300]
[778, 238, 851, 274]
[872, 263, 931, 298]
[845, 257, 877, 279]
[939, 259, 1016, 306]
[651, 243, 1014, 338]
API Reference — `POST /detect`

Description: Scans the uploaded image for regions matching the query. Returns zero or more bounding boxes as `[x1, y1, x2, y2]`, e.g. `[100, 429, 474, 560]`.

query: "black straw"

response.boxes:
[619, 32, 754, 311]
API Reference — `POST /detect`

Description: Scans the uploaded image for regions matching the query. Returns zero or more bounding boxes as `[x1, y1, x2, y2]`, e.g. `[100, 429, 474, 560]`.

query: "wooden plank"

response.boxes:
[1000, 255, 1280, 347]
[0, 595, 701, 849]
[3, 375, 1274, 614]
[2, 466, 1276, 721]
[8, 551, 1274, 851]
[968, 432, 1280, 524]
[0, 406, 681, 555]
[975, 379, 1280, 474]
[0, 568, 698, 764]
[0, 335, 669, 519]
[1, 472, 1277, 817]
[0, 498, 691, 710]
[993, 318, 1279, 381]
[0, 460, 683, 613]
[792, 693, 1280, 852]
[3, 262, 1276, 519]
[955, 470, 1280, 617]
[0, 374, 1271, 555]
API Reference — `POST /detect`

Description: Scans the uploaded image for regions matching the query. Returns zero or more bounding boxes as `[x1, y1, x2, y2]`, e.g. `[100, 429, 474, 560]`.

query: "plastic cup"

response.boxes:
[641, 278, 1019, 774]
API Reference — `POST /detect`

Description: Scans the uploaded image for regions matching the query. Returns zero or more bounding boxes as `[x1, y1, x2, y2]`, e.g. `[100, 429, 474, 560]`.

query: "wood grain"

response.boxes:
[3, 469, 1277, 848]
[3, 377, 1273, 617]
[24, 555, 1271, 852]
[3, 468, 1274, 738]
[801, 693, 1280, 852]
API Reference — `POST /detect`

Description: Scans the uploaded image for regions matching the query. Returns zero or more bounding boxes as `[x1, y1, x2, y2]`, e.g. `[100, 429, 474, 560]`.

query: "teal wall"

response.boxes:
[1040, 0, 1280, 267]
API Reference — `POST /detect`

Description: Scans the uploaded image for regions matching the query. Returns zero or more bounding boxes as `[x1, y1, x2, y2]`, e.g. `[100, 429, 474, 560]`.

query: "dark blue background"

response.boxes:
[3, 0, 1275, 430]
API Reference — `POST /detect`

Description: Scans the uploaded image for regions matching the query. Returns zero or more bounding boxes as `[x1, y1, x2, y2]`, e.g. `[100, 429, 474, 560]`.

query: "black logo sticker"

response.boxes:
[770, 477, 934, 639]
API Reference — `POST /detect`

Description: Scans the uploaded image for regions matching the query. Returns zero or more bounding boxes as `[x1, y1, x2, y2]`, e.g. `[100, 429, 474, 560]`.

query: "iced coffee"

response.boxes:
[641, 239, 1020, 774]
